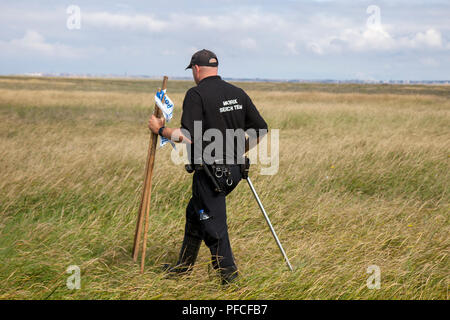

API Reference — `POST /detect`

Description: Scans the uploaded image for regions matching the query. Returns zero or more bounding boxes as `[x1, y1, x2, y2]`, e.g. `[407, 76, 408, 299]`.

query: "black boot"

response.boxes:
[163, 234, 201, 275]
[219, 265, 239, 285]
[161, 263, 190, 275]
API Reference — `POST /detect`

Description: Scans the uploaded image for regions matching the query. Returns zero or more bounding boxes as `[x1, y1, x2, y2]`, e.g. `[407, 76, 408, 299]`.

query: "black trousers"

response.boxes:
[181, 165, 242, 272]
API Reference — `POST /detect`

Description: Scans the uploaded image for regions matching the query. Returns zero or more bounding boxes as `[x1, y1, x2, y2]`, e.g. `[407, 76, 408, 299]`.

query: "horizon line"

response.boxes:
[2, 73, 450, 84]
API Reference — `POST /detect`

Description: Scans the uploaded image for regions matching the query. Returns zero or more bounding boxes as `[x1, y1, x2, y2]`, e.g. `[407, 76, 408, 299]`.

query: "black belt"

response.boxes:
[185, 159, 250, 194]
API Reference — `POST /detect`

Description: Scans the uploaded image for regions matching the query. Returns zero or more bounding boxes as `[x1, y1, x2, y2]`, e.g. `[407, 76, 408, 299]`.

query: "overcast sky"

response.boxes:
[1, 0, 449, 80]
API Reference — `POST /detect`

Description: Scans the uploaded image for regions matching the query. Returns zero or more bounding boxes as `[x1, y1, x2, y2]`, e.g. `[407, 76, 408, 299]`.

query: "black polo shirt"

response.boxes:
[181, 75, 267, 165]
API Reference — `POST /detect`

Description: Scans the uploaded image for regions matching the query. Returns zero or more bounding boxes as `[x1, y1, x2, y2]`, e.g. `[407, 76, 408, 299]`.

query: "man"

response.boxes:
[148, 49, 267, 284]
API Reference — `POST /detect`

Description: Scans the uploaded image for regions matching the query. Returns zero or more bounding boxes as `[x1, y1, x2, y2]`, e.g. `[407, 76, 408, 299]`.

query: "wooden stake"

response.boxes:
[132, 76, 168, 273]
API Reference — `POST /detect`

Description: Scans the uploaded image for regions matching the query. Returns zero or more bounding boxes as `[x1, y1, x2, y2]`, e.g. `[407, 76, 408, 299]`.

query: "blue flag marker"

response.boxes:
[155, 89, 176, 149]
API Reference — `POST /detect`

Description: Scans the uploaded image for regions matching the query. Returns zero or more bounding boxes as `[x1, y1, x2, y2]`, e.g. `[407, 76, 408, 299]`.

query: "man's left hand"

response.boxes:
[148, 115, 165, 134]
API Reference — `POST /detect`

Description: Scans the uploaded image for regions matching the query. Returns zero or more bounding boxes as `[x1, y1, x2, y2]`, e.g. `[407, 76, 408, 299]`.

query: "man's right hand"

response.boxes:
[148, 115, 165, 134]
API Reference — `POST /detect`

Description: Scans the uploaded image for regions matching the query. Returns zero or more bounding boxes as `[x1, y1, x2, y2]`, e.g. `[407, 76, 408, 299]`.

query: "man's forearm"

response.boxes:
[160, 127, 192, 144]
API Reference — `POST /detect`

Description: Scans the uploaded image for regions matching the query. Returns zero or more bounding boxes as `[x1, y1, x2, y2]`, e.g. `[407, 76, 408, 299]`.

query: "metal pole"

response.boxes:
[246, 177, 294, 272]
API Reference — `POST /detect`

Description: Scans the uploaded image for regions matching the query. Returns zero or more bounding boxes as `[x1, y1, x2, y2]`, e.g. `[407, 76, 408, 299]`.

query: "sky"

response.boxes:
[0, 0, 449, 80]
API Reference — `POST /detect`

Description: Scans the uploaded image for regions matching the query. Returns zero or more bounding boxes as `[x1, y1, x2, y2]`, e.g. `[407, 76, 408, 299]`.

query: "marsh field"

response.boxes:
[0, 76, 448, 299]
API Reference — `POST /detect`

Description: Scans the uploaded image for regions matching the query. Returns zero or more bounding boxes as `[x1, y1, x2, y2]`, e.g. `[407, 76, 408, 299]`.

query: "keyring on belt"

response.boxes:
[215, 167, 223, 178]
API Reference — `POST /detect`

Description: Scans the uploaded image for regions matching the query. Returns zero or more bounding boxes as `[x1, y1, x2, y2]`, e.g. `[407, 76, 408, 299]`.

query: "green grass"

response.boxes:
[0, 76, 448, 299]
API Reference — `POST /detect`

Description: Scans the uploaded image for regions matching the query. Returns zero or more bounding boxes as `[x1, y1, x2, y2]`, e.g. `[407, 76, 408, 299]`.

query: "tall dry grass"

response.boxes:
[0, 76, 448, 299]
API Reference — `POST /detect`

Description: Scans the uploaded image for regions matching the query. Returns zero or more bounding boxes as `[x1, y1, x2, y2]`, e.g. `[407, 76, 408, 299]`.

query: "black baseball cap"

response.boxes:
[185, 49, 219, 70]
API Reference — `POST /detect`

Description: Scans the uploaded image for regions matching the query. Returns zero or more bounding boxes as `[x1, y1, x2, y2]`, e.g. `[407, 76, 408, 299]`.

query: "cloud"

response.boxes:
[0, 30, 84, 58]
[307, 42, 324, 55]
[420, 57, 440, 67]
[407, 29, 443, 48]
[306, 26, 446, 55]
[3, 6, 447, 58]
[82, 9, 287, 35]
[239, 38, 257, 50]
[1, 1, 449, 79]
[286, 41, 299, 55]
[83, 12, 167, 32]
